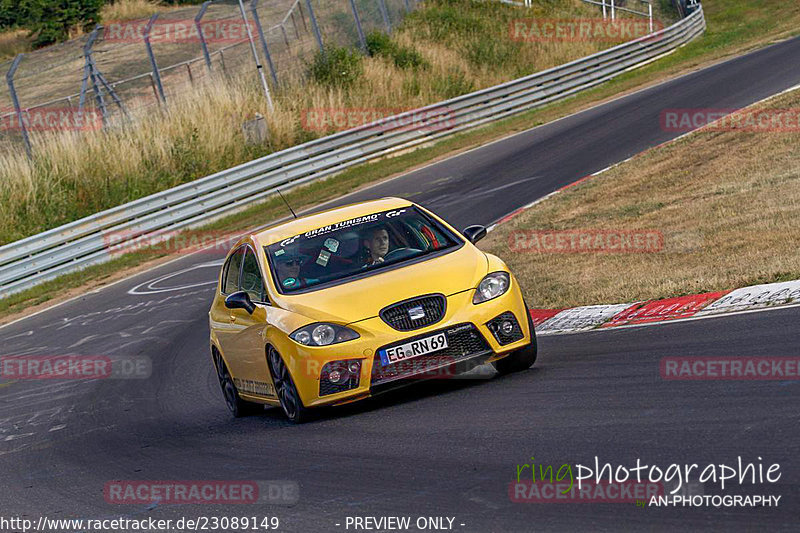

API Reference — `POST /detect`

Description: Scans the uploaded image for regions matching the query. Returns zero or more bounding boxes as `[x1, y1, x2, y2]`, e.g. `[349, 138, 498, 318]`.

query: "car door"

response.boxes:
[212, 246, 245, 372]
[226, 245, 276, 399]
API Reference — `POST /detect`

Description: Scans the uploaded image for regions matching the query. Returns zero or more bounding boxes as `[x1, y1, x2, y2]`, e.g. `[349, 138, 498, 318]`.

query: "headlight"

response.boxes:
[290, 323, 360, 346]
[473, 272, 510, 304]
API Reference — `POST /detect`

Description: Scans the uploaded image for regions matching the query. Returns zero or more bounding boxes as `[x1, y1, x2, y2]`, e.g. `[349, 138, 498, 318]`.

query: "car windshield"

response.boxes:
[265, 207, 461, 293]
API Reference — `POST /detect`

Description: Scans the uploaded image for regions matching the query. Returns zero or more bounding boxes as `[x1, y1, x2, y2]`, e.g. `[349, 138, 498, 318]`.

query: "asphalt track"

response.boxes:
[1, 35, 800, 532]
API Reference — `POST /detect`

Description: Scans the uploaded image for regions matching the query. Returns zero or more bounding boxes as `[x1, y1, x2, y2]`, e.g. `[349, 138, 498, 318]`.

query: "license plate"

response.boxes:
[379, 333, 448, 366]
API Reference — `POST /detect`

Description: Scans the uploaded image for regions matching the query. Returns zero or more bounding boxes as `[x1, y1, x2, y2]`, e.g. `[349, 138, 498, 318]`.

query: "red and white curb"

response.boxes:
[529, 279, 800, 335]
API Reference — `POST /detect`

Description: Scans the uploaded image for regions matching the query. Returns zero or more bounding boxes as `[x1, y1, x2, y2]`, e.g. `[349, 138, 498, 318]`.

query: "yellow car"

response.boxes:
[209, 197, 536, 422]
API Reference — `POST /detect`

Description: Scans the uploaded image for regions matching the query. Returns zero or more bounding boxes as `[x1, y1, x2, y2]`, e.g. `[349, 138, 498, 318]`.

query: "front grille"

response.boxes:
[370, 323, 491, 389]
[380, 294, 447, 331]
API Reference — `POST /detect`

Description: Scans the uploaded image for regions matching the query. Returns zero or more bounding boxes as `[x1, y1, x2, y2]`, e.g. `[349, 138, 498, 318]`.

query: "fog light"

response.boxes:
[320, 359, 362, 396]
[487, 312, 524, 346]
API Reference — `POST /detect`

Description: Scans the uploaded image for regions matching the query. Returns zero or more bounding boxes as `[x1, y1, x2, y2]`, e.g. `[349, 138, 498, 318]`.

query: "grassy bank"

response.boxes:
[0, 0, 648, 246]
[480, 86, 800, 309]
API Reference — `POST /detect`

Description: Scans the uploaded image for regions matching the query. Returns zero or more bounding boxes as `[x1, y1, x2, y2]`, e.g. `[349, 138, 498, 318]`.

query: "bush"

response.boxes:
[0, 0, 103, 47]
[366, 31, 427, 70]
[308, 46, 364, 88]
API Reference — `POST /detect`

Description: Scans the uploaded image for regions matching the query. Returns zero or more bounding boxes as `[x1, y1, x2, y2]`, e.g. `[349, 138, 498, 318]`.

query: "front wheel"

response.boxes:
[268, 347, 310, 424]
[493, 310, 538, 375]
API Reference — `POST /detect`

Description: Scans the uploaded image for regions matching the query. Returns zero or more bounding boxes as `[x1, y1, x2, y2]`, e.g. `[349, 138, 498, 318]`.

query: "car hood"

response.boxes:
[274, 245, 489, 325]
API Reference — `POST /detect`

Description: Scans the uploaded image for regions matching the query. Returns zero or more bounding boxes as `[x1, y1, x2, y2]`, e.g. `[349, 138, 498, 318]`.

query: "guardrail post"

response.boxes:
[305, 0, 324, 53]
[6, 55, 32, 159]
[144, 14, 167, 106]
[251, 0, 279, 87]
[196, 1, 213, 71]
[377, 0, 392, 32]
[349, 0, 368, 54]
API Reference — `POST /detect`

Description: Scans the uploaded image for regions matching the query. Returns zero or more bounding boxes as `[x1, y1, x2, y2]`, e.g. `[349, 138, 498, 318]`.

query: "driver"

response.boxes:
[363, 224, 390, 266]
[275, 250, 309, 289]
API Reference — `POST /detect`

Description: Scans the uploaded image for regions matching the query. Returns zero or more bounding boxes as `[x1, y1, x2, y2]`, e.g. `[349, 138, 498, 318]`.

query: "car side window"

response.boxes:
[222, 247, 244, 295]
[240, 247, 267, 303]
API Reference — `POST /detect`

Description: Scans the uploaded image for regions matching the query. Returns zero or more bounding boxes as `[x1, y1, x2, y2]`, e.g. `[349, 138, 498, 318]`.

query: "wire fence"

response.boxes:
[0, 0, 420, 157]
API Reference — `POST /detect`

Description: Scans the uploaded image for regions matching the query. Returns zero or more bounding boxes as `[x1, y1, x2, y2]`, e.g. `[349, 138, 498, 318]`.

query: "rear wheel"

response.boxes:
[493, 309, 538, 375]
[214, 351, 261, 418]
[268, 347, 310, 424]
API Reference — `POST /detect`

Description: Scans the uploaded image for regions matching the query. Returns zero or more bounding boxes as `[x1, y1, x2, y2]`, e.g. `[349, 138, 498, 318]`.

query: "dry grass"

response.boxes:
[0, 0, 629, 245]
[479, 88, 800, 309]
[0, 29, 33, 60]
[100, 0, 186, 22]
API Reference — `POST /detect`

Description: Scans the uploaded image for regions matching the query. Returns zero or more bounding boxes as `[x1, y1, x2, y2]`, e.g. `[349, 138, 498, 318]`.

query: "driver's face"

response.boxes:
[366, 229, 389, 260]
[277, 259, 301, 280]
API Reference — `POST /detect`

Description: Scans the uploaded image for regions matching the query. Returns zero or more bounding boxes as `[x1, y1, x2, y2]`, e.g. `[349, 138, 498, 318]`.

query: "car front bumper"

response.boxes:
[280, 283, 533, 408]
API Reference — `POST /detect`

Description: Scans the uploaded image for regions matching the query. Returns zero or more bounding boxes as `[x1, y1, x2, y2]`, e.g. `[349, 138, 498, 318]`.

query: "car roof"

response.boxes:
[254, 197, 414, 246]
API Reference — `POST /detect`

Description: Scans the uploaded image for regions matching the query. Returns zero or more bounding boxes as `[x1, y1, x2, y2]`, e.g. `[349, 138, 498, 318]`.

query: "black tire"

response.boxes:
[267, 347, 310, 424]
[214, 350, 262, 418]
[493, 309, 538, 375]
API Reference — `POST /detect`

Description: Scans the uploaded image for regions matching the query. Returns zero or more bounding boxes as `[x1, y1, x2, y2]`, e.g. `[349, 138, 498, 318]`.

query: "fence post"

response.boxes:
[237, 0, 274, 113]
[602, 0, 607, 19]
[377, 0, 392, 32]
[349, 0, 368, 54]
[251, 0, 279, 86]
[6, 55, 32, 159]
[196, 1, 213, 71]
[144, 14, 167, 105]
[648, 2, 654, 33]
[611, 0, 616, 20]
[79, 27, 107, 128]
[304, 0, 324, 53]
[404, 0, 411, 12]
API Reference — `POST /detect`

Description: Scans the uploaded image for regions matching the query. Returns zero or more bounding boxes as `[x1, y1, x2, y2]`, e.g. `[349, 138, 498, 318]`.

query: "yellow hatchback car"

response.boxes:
[209, 198, 536, 422]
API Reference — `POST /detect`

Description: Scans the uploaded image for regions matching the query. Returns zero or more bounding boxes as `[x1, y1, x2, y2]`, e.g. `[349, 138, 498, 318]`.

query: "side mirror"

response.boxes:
[462, 225, 487, 244]
[225, 291, 256, 314]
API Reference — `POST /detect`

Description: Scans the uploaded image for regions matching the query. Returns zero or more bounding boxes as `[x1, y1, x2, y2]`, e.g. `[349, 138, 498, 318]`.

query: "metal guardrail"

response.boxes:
[0, 7, 706, 298]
